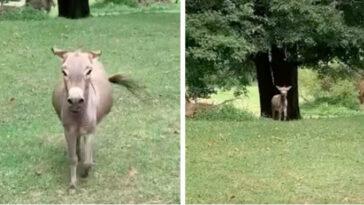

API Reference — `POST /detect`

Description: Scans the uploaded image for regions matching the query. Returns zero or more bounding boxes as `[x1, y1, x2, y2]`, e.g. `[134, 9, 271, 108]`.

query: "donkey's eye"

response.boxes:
[86, 69, 92, 76]
[62, 70, 68, 77]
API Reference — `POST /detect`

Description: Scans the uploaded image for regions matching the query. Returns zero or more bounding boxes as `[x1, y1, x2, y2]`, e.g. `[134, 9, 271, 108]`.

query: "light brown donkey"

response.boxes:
[51, 48, 139, 193]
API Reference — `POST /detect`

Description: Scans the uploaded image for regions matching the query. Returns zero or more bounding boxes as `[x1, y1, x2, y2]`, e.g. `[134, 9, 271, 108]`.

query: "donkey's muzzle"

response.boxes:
[67, 87, 85, 105]
[67, 97, 84, 105]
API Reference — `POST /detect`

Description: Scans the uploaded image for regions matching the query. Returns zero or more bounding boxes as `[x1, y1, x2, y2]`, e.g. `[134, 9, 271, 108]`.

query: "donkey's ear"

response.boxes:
[89, 50, 102, 59]
[51, 47, 67, 59]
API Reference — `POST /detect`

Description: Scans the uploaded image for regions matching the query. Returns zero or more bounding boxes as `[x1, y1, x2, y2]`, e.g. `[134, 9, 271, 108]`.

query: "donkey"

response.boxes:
[51, 48, 139, 193]
[271, 86, 291, 121]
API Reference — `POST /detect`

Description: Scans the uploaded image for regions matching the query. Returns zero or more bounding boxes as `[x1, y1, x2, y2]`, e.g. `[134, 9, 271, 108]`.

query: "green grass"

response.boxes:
[207, 85, 261, 116]
[187, 69, 364, 203]
[0, 13, 179, 203]
[186, 116, 364, 203]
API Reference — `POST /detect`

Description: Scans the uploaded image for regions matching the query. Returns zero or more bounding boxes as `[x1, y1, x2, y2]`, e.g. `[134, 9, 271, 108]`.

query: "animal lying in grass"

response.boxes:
[271, 86, 291, 121]
[51, 48, 140, 193]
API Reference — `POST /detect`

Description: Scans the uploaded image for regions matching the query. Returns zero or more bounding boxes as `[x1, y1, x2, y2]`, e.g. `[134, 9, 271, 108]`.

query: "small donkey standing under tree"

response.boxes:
[271, 86, 291, 121]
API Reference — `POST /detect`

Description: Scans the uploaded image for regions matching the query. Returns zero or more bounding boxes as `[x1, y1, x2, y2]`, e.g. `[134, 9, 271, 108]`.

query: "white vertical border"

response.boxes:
[180, 0, 186, 204]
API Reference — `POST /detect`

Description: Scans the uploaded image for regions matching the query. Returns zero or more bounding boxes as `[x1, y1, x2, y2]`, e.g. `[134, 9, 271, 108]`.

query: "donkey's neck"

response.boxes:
[82, 84, 97, 117]
[280, 94, 287, 105]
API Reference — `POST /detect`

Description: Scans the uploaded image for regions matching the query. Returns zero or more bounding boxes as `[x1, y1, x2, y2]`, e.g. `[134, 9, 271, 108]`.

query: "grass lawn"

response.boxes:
[187, 72, 364, 203]
[0, 13, 180, 203]
[186, 116, 364, 203]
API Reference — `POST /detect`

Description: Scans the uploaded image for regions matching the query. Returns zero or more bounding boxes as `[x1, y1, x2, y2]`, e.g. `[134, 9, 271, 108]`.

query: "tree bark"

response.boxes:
[254, 52, 276, 118]
[271, 45, 301, 120]
[58, 0, 90, 19]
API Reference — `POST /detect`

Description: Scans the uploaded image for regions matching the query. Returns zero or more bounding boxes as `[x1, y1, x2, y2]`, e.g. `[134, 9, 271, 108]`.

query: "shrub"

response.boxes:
[298, 69, 322, 101]
[102, 0, 138, 7]
[193, 104, 256, 121]
[330, 79, 359, 110]
[93, 0, 175, 8]
[0, 6, 48, 20]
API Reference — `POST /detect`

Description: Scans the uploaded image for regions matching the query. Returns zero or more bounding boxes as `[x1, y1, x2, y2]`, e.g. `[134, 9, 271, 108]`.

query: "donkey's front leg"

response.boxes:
[81, 133, 94, 178]
[283, 108, 287, 121]
[278, 111, 282, 121]
[65, 129, 78, 193]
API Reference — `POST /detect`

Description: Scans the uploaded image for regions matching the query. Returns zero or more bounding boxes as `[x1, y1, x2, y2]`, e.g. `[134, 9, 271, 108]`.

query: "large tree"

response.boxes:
[186, 0, 364, 119]
[58, 0, 90, 19]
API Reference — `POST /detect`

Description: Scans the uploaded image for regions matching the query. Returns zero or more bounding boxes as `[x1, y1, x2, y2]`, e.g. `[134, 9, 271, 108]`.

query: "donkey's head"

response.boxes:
[276, 86, 291, 97]
[52, 47, 101, 110]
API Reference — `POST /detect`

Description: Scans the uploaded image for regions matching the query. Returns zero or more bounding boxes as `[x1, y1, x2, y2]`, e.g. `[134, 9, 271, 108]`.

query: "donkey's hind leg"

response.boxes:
[278, 111, 282, 121]
[272, 108, 276, 120]
[80, 133, 94, 178]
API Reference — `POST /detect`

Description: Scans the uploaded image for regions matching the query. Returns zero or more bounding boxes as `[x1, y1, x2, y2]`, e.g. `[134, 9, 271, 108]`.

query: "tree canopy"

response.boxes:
[186, 0, 364, 99]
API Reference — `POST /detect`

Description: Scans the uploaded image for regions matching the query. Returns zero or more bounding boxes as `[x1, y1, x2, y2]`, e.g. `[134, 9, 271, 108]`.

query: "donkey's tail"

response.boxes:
[109, 74, 146, 99]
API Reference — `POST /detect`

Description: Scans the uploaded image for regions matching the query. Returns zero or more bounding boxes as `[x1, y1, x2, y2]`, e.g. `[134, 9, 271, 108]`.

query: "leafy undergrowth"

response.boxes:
[192, 104, 256, 121]
[300, 97, 362, 118]
[90, 1, 180, 16]
[0, 6, 49, 20]
[0, 13, 179, 203]
[186, 116, 364, 203]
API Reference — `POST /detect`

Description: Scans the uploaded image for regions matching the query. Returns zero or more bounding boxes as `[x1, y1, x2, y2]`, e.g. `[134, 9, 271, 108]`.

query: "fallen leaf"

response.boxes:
[35, 167, 43, 175]
[128, 166, 138, 177]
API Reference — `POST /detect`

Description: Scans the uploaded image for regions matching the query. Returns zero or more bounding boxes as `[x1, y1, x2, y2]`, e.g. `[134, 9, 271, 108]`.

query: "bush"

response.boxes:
[330, 79, 359, 110]
[298, 69, 322, 101]
[0, 6, 49, 20]
[299, 68, 359, 110]
[193, 104, 256, 121]
[93, 0, 175, 8]
[101, 0, 138, 7]
[298, 68, 361, 118]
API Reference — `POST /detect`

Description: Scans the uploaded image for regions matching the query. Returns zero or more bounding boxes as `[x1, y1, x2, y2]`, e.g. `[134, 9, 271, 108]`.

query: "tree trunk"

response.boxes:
[254, 46, 301, 120]
[58, 0, 90, 19]
[271, 45, 301, 120]
[254, 52, 276, 118]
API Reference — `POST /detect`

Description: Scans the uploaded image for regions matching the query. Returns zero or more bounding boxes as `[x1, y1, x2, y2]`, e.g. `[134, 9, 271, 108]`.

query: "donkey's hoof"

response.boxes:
[68, 184, 78, 194]
[80, 166, 92, 178]
[68, 188, 76, 195]
[80, 170, 89, 178]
